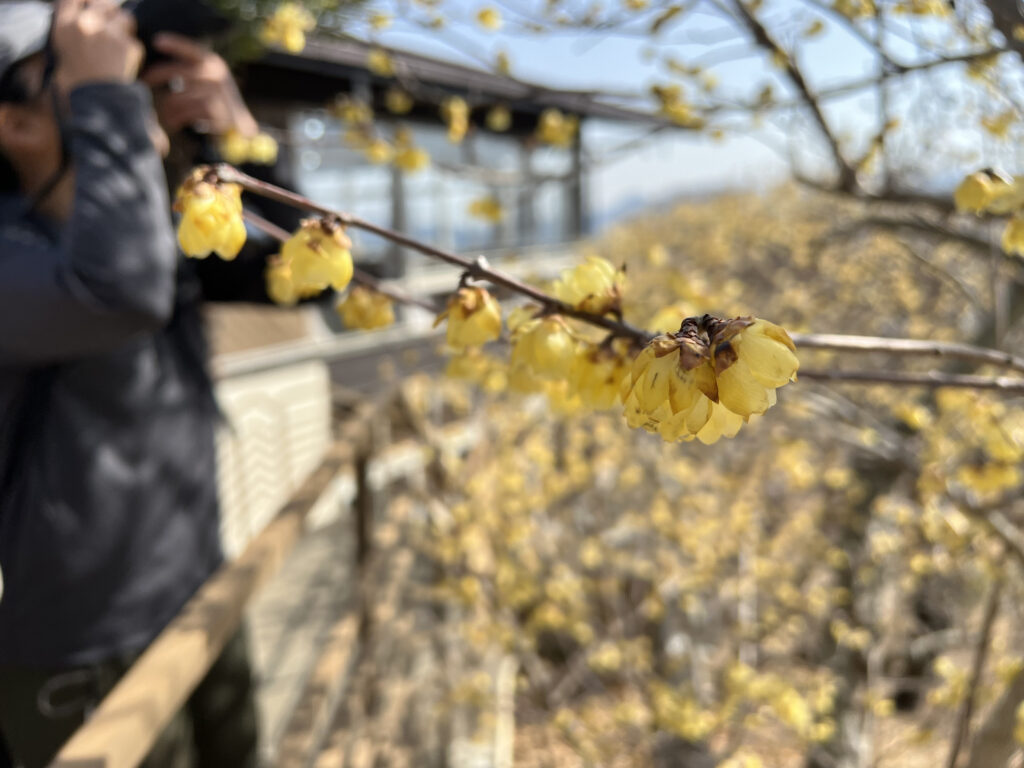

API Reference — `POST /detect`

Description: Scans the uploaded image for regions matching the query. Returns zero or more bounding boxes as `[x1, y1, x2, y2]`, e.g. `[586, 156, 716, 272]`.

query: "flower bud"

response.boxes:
[435, 287, 502, 348]
[174, 168, 247, 260]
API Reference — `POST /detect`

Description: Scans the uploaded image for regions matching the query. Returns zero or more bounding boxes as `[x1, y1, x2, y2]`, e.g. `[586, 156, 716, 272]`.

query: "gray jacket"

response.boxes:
[0, 83, 225, 666]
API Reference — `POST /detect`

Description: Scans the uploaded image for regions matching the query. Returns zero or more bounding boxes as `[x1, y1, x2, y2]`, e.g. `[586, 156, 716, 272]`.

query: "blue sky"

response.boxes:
[337, 0, 997, 221]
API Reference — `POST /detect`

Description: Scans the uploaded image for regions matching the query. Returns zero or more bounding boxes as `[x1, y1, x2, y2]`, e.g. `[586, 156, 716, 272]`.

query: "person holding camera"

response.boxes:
[0, 1, 285, 765]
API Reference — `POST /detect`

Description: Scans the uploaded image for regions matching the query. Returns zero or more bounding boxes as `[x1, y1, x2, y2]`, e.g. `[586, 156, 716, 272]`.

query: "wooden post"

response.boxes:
[568, 131, 585, 238]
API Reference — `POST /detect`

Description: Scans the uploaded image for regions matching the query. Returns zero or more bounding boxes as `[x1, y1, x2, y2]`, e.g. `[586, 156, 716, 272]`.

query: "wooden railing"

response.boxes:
[48, 392, 478, 768]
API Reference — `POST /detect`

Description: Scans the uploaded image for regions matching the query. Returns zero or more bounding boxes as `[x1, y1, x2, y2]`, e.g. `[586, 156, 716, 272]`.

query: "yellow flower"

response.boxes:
[476, 6, 502, 29]
[536, 108, 578, 147]
[248, 133, 279, 165]
[366, 47, 395, 76]
[337, 285, 395, 329]
[394, 145, 430, 172]
[694, 401, 744, 445]
[711, 317, 799, 418]
[218, 129, 251, 165]
[385, 87, 413, 115]
[510, 315, 576, 379]
[369, 11, 393, 29]
[435, 287, 502, 348]
[266, 257, 298, 306]
[621, 334, 716, 441]
[442, 96, 470, 143]
[468, 196, 503, 222]
[364, 138, 394, 164]
[280, 218, 354, 293]
[553, 255, 623, 315]
[1002, 214, 1024, 256]
[261, 2, 316, 53]
[954, 169, 1024, 215]
[332, 97, 373, 126]
[486, 105, 511, 132]
[570, 343, 629, 410]
[218, 130, 279, 166]
[174, 168, 247, 260]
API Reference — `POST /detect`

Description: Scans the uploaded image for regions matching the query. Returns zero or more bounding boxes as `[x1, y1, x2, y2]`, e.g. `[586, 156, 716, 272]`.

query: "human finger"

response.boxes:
[140, 61, 194, 87]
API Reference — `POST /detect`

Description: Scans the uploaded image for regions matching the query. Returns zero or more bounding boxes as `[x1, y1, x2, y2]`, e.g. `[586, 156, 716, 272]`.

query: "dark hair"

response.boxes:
[0, 151, 18, 194]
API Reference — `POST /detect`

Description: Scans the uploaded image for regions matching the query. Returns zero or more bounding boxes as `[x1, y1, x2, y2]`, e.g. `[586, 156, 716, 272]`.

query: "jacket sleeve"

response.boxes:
[0, 83, 177, 365]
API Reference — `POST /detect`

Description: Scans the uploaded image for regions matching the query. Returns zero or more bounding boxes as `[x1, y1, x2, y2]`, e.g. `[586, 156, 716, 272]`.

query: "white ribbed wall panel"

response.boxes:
[213, 361, 333, 559]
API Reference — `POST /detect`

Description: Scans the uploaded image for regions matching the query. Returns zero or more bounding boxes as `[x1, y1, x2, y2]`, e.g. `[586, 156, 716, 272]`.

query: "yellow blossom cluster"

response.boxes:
[622, 316, 799, 444]
[535, 108, 579, 147]
[218, 130, 279, 166]
[260, 2, 315, 53]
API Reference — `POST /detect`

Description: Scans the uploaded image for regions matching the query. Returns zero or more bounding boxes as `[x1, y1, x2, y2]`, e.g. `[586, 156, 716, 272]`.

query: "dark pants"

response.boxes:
[0, 628, 259, 768]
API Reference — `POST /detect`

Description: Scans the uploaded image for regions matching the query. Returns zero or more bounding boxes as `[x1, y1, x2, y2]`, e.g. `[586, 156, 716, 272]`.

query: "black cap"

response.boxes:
[0, 1, 52, 85]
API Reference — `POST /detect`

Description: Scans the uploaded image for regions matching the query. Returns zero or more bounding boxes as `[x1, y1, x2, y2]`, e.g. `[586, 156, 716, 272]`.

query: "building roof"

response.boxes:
[243, 35, 667, 128]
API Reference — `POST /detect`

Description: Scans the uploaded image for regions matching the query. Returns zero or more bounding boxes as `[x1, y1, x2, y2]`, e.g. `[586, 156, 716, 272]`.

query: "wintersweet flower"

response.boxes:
[536, 108, 578, 147]
[266, 257, 298, 306]
[486, 105, 511, 132]
[435, 287, 502, 348]
[553, 255, 624, 315]
[954, 169, 1024, 215]
[442, 96, 470, 143]
[1001, 214, 1024, 256]
[261, 2, 315, 53]
[570, 343, 629, 410]
[281, 218, 354, 293]
[174, 168, 247, 260]
[337, 285, 395, 329]
[711, 317, 799, 418]
[621, 333, 716, 441]
[476, 6, 503, 29]
[510, 314, 576, 379]
[468, 196, 503, 222]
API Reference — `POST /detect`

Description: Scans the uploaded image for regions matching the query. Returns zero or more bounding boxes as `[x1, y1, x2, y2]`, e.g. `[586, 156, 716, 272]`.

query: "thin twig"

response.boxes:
[229, 168, 1024, 395]
[798, 368, 1024, 393]
[791, 334, 1024, 374]
[242, 209, 442, 313]
[944, 576, 1003, 768]
[226, 165, 653, 344]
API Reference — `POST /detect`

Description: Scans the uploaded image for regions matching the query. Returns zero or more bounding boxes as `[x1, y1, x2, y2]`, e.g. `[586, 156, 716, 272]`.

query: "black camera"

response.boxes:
[123, 0, 230, 65]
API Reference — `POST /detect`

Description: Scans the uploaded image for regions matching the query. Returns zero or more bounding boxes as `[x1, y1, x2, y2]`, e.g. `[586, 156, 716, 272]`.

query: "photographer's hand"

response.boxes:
[142, 34, 258, 137]
[52, 0, 144, 91]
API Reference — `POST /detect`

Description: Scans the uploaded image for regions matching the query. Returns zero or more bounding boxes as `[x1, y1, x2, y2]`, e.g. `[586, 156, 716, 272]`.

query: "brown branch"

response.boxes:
[791, 333, 1024, 374]
[225, 165, 653, 345]
[242, 209, 443, 313]
[944, 576, 1003, 768]
[729, 0, 858, 189]
[798, 368, 1024, 393]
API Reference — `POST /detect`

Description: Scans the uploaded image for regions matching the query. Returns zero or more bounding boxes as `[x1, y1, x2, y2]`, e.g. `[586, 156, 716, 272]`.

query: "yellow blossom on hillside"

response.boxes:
[435, 287, 502, 348]
[174, 168, 247, 260]
[261, 2, 315, 53]
[337, 285, 395, 329]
